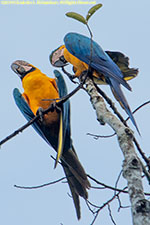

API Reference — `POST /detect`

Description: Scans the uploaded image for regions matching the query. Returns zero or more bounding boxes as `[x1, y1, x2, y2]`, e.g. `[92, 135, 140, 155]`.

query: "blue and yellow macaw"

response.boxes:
[50, 32, 139, 134]
[11, 60, 90, 219]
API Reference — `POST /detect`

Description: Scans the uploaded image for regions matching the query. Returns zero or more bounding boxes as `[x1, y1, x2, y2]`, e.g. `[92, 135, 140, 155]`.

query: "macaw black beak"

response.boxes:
[53, 60, 68, 67]
[50, 48, 68, 68]
[11, 63, 26, 77]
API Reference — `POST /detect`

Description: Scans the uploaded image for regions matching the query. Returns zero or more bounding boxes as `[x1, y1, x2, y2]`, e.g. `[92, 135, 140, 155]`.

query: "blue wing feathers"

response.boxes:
[13, 88, 35, 122]
[54, 70, 72, 151]
[64, 32, 131, 91]
[109, 80, 139, 133]
[13, 88, 50, 145]
[54, 70, 68, 97]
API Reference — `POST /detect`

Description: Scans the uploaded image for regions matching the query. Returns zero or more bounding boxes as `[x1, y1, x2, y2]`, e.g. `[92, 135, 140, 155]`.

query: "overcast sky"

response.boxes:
[0, 1, 150, 224]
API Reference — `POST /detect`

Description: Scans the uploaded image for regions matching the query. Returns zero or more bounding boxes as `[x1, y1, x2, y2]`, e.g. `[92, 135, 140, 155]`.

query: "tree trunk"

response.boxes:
[84, 77, 150, 225]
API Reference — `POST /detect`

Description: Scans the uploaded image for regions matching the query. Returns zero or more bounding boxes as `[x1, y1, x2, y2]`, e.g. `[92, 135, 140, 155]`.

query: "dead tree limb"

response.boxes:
[84, 76, 150, 225]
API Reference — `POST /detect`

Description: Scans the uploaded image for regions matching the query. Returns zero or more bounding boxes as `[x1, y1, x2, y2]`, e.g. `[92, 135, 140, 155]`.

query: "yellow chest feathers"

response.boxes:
[22, 70, 59, 116]
[64, 48, 88, 76]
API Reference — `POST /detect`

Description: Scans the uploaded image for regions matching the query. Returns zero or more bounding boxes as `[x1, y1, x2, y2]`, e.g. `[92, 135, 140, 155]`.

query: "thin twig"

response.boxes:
[90, 193, 118, 225]
[14, 177, 66, 189]
[0, 115, 39, 146]
[89, 174, 150, 196]
[87, 199, 102, 210]
[108, 204, 117, 225]
[90, 186, 105, 190]
[90, 185, 128, 225]
[88, 174, 128, 194]
[126, 100, 150, 122]
[87, 132, 115, 139]
[114, 170, 123, 195]
[61, 67, 79, 84]
[86, 200, 97, 215]
[133, 138, 150, 173]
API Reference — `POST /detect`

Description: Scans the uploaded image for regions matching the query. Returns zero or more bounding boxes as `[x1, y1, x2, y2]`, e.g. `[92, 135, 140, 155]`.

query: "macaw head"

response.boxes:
[50, 45, 68, 67]
[11, 60, 36, 80]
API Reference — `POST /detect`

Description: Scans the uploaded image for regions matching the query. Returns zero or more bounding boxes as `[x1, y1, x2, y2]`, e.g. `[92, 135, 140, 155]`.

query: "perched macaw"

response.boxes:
[11, 60, 90, 219]
[50, 32, 139, 134]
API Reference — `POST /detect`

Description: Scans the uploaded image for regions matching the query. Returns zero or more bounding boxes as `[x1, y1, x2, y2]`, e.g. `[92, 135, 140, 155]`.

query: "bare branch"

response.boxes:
[127, 100, 150, 121]
[84, 76, 150, 225]
[87, 132, 116, 139]
[90, 192, 119, 225]
[87, 84, 150, 173]
[0, 115, 39, 146]
[114, 170, 123, 195]
[108, 204, 117, 225]
[88, 174, 128, 194]
[86, 200, 97, 215]
[14, 177, 66, 189]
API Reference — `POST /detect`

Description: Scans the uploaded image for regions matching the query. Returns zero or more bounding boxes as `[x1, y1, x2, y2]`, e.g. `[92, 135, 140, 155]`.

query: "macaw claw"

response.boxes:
[62, 67, 78, 84]
[50, 101, 61, 113]
[36, 107, 44, 122]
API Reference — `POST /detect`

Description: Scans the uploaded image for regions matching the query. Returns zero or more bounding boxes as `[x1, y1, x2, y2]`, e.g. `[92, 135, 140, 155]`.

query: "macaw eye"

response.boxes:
[17, 66, 26, 74]
[60, 56, 67, 64]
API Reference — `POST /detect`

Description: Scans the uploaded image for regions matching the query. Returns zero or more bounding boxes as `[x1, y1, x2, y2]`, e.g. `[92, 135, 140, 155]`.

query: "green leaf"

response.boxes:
[66, 12, 87, 25]
[86, 3, 103, 21]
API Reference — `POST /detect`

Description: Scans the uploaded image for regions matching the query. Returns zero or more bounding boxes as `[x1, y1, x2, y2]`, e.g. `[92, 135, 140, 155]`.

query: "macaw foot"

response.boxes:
[36, 107, 44, 122]
[79, 67, 94, 83]
[62, 67, 78, 84]
[79, 70, 87, 82]
[36, 103, 61, 121]
[50, 101, 61, 113]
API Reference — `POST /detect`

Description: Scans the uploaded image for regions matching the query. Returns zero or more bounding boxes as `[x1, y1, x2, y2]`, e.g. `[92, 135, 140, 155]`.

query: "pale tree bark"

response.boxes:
[84, 77, 150, 225]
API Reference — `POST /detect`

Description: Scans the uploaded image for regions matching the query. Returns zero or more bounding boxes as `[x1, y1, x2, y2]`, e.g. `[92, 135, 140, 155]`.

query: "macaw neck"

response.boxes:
[64, 47, 88, 76]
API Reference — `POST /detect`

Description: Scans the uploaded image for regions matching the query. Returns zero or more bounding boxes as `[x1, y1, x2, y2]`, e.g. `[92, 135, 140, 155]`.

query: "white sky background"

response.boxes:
[0, 1, 150, 224]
